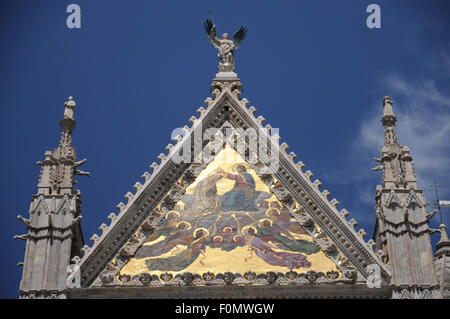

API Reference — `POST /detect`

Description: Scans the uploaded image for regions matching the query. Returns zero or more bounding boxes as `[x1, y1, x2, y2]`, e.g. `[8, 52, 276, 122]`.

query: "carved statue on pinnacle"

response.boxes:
[64, 96, 76, 120]
[204, 19, 247, 74]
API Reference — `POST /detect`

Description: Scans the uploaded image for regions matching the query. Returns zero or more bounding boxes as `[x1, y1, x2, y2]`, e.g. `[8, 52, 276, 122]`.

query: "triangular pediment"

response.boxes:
[385, 190, 403, 209]
[104, 145, 343, 286]
[405, 191, 423, 208]
[67, 78, 391, 289]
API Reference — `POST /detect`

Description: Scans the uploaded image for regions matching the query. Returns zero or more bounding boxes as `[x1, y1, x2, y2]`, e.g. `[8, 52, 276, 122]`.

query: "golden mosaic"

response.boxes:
[120, 145, 338, 278]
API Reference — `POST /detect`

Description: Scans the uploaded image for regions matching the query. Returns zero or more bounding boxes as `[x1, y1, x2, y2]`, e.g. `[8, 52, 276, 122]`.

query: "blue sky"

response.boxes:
[1, 0, 449, 298]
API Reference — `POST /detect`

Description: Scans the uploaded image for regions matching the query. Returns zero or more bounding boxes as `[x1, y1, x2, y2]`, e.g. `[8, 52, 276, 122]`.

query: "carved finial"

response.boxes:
[358, 229, 367, 238]
[322, 189, 331, 198]
[381, 96, 397, 128]
[116, 202, 125, 212]
[330, 198, 340, 208]
[124, 192, 134, 202]
[98, 223, 108, 234]
[71, 256, 81, 265]
[241, 98, 250, 107]
[90, 234, 99, 244]
[173, 135, 183, 144]
[366, 239, 376, 251]
[188, 116, 197, 126]
[248, 106, 257, 115]
[376, 249, 386, 261]
[81, 245, 90, 256]
[348, 218, 358, 229]
[382, 96, 393, 107]
[313, 179, 322, 189]
[280, 142, 290, 153]
[63, 96, 76, 120]
[157, 153, 166, 163]
[340, 208, 350, 218]
[141, 171, 151, 182]
[149, 162, 159, 171]
[133, 182, 142, 191]
[305, 170, 314, 180]
[438, 224, 449, 244]
[296, 161, 306, 171]
[288, 152, 297, 162]
[196, 107, 206, 116]
[107, 212, 117, 223]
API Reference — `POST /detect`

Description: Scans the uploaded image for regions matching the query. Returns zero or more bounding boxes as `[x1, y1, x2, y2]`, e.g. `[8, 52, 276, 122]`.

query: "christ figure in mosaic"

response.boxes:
[217, 165, 271, 211]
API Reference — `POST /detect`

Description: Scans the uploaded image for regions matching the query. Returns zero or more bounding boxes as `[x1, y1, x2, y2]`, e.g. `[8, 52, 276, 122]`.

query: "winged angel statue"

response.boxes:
[204, 19, 247, 73]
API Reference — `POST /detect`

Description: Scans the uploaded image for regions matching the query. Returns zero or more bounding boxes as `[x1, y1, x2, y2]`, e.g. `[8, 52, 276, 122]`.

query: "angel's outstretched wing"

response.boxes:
[233, 25, 247, 49]
[204, 19, 221, 49]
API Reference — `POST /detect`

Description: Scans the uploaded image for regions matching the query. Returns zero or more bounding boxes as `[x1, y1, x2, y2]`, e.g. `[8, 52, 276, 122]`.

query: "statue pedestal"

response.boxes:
[215, 71, 238, 79]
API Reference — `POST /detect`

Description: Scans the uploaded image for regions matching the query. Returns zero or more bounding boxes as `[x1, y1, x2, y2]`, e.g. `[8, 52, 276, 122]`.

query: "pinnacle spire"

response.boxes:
[434, 223, 450, 299]
[18, 96, 87, 298]
[55, 96, 77, 160]
[372, 96, 440, 298]
[36, 96, 89, 195]
[373, 96, 417, 189]
[381, 96, 399, 148]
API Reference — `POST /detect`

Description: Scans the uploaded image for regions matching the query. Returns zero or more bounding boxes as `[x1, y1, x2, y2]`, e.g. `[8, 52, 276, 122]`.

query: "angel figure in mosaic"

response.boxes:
[140, 211, 181, 245]
[256, 218, 320, 255]
[242, 226, 313, 269]
[145, 228, 210, 272]
[264, 201, 310, 238]
[135, 220, 192, 259]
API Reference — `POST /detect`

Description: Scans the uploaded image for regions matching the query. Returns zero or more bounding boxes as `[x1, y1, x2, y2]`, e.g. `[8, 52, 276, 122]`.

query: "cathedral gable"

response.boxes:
[67, 79, 390, 290]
